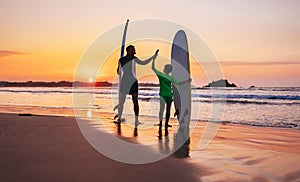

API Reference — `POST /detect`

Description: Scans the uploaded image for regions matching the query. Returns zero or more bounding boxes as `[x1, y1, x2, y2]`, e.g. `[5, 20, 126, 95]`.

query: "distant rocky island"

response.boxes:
[204, 79, 237, 87]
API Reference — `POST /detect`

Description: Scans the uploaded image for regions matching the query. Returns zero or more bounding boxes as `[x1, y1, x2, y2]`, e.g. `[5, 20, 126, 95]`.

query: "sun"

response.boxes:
[88, 77, 94, 83]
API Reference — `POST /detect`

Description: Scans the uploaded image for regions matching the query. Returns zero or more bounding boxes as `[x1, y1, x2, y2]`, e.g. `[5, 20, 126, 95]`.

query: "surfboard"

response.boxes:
[171, 30, 191, 126]
[171, 30, 191, 157]
[113, 19, 129, 120]
[120, 20, 129, 62]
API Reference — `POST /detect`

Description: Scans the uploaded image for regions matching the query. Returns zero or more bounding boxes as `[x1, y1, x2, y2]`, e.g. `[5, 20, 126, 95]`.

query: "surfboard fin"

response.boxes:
[174, 109, 179, 117]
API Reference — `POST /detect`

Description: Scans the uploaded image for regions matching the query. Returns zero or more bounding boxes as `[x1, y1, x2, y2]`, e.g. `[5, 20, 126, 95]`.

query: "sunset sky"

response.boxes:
[1, 0, 300, 87]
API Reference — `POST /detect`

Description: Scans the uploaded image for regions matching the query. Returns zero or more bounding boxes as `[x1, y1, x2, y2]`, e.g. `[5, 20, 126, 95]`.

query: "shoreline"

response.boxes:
[1, 107, 300, 130]
[1, 112, 300, 181]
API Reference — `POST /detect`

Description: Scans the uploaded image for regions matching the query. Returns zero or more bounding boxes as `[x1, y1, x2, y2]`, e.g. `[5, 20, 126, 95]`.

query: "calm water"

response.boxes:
[0, 86, 299, 129]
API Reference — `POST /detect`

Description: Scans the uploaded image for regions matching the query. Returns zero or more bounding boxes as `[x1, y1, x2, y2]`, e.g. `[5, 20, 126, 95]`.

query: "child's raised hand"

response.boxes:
[153, 49, 159, 60]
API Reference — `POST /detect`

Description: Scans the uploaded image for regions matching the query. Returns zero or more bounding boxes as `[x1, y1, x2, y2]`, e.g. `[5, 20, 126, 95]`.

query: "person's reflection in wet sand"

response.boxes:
[133, 121, 139, 137]
[117, 122, 121, 135]
[158, 128, 163, 140]
[165, 127, 169, 137]
[115, 120, 138, 137]
[158, 134, 170, 154]
[158, 126, 169, 140]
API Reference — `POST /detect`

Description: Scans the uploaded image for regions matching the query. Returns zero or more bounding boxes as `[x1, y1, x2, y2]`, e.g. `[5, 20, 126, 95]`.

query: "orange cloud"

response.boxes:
[0, 50, 28, 57]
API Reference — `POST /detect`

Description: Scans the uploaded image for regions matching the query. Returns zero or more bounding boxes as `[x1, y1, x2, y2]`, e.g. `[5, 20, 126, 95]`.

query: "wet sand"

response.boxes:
[189, 123, 300, 181]
[0, 113, 204, 182]
[0, 113, 300, 181]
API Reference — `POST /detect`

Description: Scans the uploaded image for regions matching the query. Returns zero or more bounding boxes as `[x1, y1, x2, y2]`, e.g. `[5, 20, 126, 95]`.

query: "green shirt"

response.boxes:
[154, 69, 179, 97]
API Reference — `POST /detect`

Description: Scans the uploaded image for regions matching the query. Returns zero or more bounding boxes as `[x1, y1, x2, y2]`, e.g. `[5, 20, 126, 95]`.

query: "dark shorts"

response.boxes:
[120, 79, 138, 95]
[160, 95, 173, 104]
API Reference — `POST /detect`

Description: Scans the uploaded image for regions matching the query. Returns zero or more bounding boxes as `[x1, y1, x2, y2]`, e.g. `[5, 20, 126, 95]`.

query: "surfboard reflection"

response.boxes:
[173, 125, 190, 158]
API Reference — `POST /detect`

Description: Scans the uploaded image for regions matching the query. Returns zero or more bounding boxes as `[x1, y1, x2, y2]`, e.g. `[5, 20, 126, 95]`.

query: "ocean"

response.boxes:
[0, 86, 299, 129]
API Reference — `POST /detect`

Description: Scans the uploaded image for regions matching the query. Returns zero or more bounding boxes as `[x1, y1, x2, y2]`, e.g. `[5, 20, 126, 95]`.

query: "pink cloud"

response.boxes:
[192, 61, 300, 67]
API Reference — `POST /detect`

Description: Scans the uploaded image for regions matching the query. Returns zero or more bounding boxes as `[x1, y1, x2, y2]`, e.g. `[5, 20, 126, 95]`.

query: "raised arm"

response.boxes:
[136, 49, 159, 65]
[152, 54, 157, 72]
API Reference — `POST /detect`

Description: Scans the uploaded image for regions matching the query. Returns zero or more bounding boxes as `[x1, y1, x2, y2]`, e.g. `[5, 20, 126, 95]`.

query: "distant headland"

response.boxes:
[0, 79, 237, 88]
[0, 81, 159, 87]
[0, 81, 109, 87]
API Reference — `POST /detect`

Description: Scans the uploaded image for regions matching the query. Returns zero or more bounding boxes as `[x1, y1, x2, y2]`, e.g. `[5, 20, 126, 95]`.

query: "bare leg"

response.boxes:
[165, 102, 172, 127]
[132, 93, 139, 123]
[118, 93, 126, 122]
[159, 97, 165, 128]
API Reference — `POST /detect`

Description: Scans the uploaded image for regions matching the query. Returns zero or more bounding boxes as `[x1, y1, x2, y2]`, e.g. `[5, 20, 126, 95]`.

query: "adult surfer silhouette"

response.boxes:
[115, 45, 158, 125]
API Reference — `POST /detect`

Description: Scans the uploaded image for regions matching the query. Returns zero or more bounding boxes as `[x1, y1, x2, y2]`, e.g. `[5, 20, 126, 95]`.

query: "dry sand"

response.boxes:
[0, 113, 300, 182]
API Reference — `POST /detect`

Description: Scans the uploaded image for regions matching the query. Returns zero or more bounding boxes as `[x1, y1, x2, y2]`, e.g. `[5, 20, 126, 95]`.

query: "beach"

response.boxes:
[2, 0, 300, 181]
[1, 112, 299, 182]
